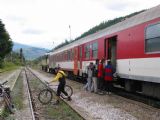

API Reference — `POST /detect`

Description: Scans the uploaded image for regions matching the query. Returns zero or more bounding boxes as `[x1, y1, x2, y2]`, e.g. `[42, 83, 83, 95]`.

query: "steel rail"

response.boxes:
[26, 67, 85, 120]
[24, 68, 36, 120]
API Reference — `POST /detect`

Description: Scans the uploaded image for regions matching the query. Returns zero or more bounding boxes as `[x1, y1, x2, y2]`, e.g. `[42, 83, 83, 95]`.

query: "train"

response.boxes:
[44, 5, 160, 99]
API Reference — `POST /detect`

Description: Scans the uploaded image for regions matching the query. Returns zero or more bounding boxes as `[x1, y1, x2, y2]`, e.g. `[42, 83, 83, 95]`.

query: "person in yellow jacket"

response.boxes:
[48, 67, 71, 105]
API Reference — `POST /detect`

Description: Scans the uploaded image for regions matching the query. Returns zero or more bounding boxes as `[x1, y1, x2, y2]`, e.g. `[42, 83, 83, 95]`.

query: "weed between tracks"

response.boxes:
[11, 74, 24, 110]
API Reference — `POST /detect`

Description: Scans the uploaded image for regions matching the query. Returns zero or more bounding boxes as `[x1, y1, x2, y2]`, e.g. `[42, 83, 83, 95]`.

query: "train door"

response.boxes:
[105, 36, 117, 70]
[73, 47, 78, 75]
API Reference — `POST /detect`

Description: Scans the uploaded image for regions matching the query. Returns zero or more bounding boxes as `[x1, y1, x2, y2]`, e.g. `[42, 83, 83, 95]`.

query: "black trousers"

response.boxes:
[105, 81, 113, 92]
[56, 82, 68, 97]
[98, 77, 104, 90]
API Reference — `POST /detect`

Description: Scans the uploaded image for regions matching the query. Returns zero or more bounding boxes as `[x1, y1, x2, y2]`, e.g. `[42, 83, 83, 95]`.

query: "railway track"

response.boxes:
[112, 86, 160, 109]
[1, 67, 84, 119]
[2, 68, 159, 119]
[24, 68, 36, 120]
[24, 67, 85, 120]
[32, 69, 160, 119]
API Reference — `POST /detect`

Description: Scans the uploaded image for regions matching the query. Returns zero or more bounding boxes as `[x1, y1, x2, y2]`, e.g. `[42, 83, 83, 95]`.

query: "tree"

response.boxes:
[20, 48, 23, 59]
[19, 48, 25, 64]
[0, 20, 13, 67]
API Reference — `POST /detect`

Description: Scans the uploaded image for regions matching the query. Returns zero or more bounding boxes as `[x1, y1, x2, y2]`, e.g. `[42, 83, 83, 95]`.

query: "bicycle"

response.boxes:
[0, 81, 14, 114]
[38, 82, 73, 105]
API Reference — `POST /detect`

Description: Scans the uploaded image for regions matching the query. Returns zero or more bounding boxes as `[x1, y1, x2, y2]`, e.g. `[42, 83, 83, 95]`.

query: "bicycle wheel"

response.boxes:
[61, 85, 73, 99]
[38, 89, 53, 105]
[4, 94, 14, 114]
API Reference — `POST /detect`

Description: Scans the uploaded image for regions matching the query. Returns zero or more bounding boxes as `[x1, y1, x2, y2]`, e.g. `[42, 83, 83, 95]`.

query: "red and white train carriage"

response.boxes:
[48, 5, 160, 99]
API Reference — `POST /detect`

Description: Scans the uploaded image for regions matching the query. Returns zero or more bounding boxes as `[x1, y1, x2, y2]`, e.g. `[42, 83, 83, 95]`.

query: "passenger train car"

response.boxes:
[47, 5, 160, 99]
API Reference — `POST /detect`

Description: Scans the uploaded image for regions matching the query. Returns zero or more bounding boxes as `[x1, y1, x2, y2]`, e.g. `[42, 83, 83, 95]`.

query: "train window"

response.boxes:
[60, 54, 61, 61]
[85, 44, 90, 59]
[145, 23, 160, 52]
[63, 52, 64, 61]
[63, 51, 66, 61]
[92, 42, 98, 58]
[70, 49, 73, 60]
[72, 49, 74, 59]
[79, 46, 82, 58]
[68, 50, 71, 60]
[64, 51, 67, 61]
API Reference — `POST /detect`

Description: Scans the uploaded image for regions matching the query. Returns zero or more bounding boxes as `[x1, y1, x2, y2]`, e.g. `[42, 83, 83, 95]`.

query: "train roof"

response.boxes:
[49, 4, 160, 56]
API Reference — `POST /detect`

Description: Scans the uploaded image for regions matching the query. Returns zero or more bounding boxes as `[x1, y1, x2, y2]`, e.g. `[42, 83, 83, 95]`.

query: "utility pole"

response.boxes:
[69, 25, 71, 41]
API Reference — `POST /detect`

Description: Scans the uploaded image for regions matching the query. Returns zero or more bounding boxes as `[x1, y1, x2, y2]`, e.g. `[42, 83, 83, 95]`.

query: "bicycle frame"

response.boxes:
[47, 84, 59, 91]
[45, 82, 73, 99]
[0, 81, 14, 113]
[38, 82, 73, 104]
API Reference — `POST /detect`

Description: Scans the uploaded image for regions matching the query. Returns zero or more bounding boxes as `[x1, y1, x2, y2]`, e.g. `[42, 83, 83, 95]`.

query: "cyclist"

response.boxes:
[48, 67, 71, 105]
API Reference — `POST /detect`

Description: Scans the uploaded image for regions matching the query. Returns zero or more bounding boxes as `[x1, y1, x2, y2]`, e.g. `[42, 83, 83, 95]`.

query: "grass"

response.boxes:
[46, 102, 83, 120]
[0, 108, 11, 119]
[0, 62, 20, 73]
[0, 62, 21, 119]
[0, 72, 24, 119]
[11, 74, 24, 110]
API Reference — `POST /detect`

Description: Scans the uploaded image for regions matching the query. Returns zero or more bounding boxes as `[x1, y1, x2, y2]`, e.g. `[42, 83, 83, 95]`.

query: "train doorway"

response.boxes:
[105, 36, 117, 70]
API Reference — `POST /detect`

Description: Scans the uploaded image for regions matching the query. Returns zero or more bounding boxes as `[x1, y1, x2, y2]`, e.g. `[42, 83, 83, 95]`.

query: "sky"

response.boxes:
[0, 0, 160, 50]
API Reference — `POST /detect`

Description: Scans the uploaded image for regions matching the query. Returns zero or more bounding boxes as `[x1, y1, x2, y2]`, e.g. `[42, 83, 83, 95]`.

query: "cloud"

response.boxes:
[5, 15, 26, 22]
[106, 1, 129, 11]
[0, 0, 160, 49]
[22, 28, 44, 35]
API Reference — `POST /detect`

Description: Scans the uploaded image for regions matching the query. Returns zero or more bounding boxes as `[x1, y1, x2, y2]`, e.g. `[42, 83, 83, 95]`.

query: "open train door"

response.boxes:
[73, 47, 78, 75]
[105, 36, 117, 70]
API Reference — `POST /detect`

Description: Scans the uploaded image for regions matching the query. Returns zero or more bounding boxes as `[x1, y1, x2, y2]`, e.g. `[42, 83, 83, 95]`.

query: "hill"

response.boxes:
[13, 42, 49, 60]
